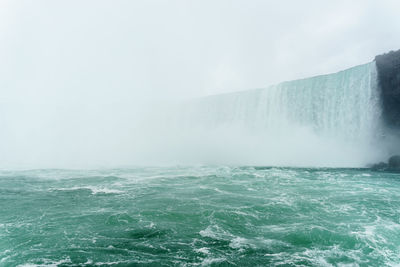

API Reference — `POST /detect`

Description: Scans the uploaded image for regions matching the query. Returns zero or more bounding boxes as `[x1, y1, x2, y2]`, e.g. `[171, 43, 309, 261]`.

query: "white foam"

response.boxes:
[49, 186, 123, 195]
[17, 257, 71, 267]
[229, 237, 248, 249]
[199, 225, 233, 240]
[195, 247, 210, 255]
[201, 257, 226, 266]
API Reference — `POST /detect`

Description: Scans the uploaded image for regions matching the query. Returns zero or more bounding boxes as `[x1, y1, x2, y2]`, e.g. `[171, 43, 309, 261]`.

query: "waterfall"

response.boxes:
[181, 62, 381, 142]
[138, 62, 387, 167]
[165, 62, 386, 167]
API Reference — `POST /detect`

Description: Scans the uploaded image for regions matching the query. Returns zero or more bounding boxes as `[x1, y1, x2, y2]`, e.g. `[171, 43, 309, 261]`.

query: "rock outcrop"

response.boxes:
[371, 155, 400, 171]
[375, 49, 400, 129]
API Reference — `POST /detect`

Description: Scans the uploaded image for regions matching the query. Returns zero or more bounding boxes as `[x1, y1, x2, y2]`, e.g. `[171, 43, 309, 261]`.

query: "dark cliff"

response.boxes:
[375, 49, 400, 128]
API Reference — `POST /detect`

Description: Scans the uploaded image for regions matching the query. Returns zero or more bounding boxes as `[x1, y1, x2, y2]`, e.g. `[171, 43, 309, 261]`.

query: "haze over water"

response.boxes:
[2, 1, 400, 266]
[1, 0, 400, 168]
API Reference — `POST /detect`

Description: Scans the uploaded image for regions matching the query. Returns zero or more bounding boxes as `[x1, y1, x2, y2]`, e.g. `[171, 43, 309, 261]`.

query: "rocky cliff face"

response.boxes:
[375, 49, 400, 128]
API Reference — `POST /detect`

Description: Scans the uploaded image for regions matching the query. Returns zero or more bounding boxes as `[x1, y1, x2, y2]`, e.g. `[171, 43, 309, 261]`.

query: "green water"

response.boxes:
[1, 167, 400, 266]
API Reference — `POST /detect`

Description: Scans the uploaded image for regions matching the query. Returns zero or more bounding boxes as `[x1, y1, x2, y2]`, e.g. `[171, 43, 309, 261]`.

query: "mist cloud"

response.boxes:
[0, 0, 399, 168]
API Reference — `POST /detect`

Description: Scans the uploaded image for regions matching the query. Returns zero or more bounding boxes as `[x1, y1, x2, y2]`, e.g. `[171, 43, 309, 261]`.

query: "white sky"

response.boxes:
[1, 0, 400, 99]
[0, 0, 399, 167]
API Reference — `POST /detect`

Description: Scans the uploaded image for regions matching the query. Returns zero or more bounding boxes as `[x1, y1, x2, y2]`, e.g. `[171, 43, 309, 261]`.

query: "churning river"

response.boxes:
[1, 167, 400, 266]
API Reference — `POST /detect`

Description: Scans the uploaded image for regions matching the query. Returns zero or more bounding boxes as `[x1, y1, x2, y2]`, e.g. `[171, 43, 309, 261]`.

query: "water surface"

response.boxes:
[1, 167, 400, 266]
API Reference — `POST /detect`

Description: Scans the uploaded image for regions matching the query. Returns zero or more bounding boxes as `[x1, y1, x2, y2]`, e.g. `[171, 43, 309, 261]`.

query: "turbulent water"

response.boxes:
[1, 61, 397, 266]
[1, 167, 400, 266]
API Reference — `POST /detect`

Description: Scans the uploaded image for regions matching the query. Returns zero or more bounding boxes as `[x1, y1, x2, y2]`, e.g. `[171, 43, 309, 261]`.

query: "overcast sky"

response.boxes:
[1, 0, 400, 99]
[0, 0, 400, 167]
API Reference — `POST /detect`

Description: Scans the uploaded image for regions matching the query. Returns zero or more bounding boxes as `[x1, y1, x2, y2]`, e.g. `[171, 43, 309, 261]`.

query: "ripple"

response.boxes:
[1, 167, 400, 266]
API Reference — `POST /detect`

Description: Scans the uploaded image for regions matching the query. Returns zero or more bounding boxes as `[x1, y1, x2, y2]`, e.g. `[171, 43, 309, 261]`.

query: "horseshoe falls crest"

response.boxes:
[172, 62, 385, 167]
